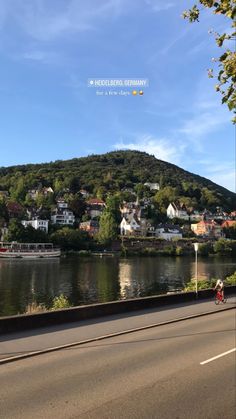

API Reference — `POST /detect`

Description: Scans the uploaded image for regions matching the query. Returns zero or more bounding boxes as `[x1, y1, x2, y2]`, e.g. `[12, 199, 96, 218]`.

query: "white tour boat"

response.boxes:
[0, 242, 61, 259]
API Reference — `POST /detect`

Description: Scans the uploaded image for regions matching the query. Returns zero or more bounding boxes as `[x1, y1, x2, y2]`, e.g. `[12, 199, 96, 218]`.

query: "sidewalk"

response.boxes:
[0, 296, 235, 362]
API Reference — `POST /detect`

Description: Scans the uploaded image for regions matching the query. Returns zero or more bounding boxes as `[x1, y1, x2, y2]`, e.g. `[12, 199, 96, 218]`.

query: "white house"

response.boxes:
[155, 224, 183, 240]
[56, 199, 69, 209]
[167, 203, 189, 220]
[51, 208, 75, 226]
[120, 214, 141, 236]
[144, 182, 160, 191]
[21, 219, 49, 234]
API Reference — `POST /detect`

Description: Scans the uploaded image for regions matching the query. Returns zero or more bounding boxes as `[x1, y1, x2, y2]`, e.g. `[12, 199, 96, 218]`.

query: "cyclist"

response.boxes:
[214, 279, 224, 300]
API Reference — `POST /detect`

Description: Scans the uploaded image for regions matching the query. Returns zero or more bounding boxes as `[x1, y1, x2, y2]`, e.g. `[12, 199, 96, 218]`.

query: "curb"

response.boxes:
[1, 304, 235, 366]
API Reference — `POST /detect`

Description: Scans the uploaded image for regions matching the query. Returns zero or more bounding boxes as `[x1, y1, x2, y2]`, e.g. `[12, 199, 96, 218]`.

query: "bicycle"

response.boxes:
[214, 289, 227, 305]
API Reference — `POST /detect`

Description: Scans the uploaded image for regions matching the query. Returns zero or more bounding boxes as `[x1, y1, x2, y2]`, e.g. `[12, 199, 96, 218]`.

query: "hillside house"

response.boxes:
[167, 203, 189, 220]
[144, 182, 160, 191]
[56, 199, 69, 209]
[221, 220, 236, 229]
[155, 224, 183, 240]
[21, 219, 49, 234]
[6, 201, 24, 218]
[79, 220, 99, 237]
[86, 198, 106, 219]
[42, 187, 54, 196]
[191, 220, 222, 238]
[120, 214, 141, 236]
[51, 208, 75, 226]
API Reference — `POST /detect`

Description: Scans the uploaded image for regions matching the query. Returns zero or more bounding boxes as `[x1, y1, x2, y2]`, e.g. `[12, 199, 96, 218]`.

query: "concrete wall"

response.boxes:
[0, 285, 235, 335]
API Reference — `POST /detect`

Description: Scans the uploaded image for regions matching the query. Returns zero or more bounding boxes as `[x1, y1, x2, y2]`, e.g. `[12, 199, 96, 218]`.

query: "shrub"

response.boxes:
[198, 242, 212, 256]
[225, 271, 236, 286]
[51, 294, 70, 310]
[184, 277, 221, 291]
[175, 246, 183, 256]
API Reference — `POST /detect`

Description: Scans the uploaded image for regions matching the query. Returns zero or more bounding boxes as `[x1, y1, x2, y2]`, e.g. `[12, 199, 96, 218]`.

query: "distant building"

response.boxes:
[144, 182, 160, 191]
[6, 201, 24, 218]
[51, 208, 75, 226]
[167, 203, 189, 220]
[191, 220, 222, 238]
[155, 224, 183, 240]
[51, 199, 75, 226]
[221, 220, 236, 229]
[120, 214, 141, 236]
[22, 219, 49, 234]
[79, 220, 99, 237]
[86, 198, 106, 219]
[56, 199, 69, 209]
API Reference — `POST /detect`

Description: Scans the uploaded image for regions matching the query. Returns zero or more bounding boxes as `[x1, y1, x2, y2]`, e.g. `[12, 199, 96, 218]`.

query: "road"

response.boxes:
[0, 309, 235, 418]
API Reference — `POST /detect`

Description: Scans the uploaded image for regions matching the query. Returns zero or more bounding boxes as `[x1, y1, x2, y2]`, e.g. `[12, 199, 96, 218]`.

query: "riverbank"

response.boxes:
[63, 238, 236, 258]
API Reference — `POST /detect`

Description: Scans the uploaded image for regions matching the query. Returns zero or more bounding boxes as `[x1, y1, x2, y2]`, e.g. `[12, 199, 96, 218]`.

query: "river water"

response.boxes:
[0, 255, 235, 316]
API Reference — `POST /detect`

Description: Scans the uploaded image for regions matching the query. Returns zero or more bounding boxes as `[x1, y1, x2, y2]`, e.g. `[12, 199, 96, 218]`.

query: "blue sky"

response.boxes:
[0, 0, 235, 192]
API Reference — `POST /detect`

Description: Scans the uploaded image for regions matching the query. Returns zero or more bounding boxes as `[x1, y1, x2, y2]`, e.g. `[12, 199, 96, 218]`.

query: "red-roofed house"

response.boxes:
[221, 220, 236, 229]
[7, 201, 24, 218]
[191, 220, 223, 238]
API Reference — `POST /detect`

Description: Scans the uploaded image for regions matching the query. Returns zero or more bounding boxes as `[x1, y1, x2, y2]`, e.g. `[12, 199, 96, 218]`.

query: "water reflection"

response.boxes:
[0, 256, 235, 316]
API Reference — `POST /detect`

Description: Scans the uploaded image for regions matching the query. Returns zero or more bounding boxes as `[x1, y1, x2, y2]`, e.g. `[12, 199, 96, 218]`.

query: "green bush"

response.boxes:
[225, 271, 236, 286]
[51, 294, 70, 310]
[213, 238, 232, 255]
[184, 271, 236, 291]
[198, 242, 212, 256]
[175, 246, 183, 256]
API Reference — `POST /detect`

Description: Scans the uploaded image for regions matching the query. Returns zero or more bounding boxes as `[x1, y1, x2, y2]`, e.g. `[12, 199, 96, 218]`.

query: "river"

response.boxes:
[0, 255, 235, 316]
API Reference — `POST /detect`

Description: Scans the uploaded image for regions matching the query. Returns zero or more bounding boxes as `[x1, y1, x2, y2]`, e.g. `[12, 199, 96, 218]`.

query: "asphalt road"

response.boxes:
[1, 296, 235, 362]
[0, 309, 235, 419]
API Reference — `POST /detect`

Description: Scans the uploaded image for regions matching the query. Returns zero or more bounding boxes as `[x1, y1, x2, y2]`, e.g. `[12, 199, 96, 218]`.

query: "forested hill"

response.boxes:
[0, 150, 235, 211]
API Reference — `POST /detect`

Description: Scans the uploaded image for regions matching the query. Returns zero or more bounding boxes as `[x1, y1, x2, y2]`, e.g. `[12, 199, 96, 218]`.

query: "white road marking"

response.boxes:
[200, 348, 236, 365]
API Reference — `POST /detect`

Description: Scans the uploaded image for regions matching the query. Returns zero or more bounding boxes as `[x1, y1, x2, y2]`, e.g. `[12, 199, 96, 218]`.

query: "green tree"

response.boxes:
[154, 186, 178, 213]
[10, 178, 26, 202]
[183, 0, 236, 122]
[50, 227, 88, 250]
[98, 210, 118, 244]
[213, 238, 232, 254]
[6, 219, 25, 242]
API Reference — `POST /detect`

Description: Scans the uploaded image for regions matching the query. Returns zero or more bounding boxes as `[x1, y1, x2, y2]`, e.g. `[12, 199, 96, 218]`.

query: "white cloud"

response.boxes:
[144, 0, 174, 12]
[113, 135, 185, 165]
[179, 111, 229, 138]
[0, 0, 134, 41]
[198, 160, 235, 192]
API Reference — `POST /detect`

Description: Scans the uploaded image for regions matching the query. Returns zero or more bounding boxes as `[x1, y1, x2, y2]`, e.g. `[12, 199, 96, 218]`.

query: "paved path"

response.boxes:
[0, 295, 235, 362]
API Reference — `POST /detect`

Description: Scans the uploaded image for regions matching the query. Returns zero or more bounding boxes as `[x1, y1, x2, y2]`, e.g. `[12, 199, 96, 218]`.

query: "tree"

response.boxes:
[183, 1, 236, 122]
[50, 227, 88, 250]
[154, 186, 179, 213]
[213, 237, 232, 254]
[98, 210, 118, 244]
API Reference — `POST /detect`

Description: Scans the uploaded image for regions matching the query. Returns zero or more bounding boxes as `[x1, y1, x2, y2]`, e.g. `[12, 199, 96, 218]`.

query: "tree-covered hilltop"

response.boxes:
[0, 150, 235, 211]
